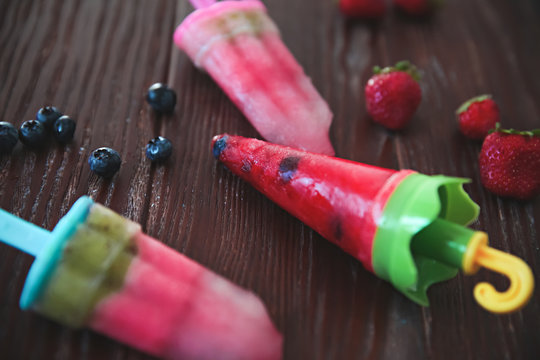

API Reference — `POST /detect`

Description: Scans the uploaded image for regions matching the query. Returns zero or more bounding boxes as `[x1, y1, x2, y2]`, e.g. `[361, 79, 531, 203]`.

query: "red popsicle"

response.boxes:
[212, 134, 534, 313]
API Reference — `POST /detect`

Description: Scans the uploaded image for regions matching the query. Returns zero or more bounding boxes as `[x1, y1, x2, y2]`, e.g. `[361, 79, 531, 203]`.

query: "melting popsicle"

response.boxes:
[175, 0, 335, 155]
[211, 134, 534, 313]
[0, 197, 282, 359]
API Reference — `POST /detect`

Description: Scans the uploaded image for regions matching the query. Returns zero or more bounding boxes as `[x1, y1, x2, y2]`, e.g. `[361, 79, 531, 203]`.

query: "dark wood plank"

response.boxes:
[0, 1, 177, 359]
[1, 0, 539, 359]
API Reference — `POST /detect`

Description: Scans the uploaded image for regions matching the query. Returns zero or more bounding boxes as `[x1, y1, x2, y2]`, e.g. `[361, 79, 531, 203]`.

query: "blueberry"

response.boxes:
[146, 83, 176, 113]
[212, 136, 228, 158]
[88, 147, 121, 178]
[53, 116, 76, 143]
[19, 120, 47, 148]
[146, 136, 172, 162]
[0, 122, 18, 153]
[36, 106, 63, 128]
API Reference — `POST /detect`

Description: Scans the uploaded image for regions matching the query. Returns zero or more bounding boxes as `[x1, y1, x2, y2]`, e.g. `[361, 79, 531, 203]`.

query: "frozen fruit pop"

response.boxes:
[175, 0, 335, 155]
[0, 197, 282, 360]
[212, 134, 535, 314]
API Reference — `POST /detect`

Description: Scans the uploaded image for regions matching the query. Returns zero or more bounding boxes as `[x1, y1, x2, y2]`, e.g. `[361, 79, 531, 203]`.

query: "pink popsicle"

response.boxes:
[90, 233, 282, 360]
[175, 0, 335, 155]
[0, 197, 282, 360]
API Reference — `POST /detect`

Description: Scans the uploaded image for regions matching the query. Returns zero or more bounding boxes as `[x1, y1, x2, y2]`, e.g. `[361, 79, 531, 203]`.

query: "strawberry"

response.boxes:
[456, 95, 500, 140]
[339, 0, 387, 18]
[479, 123, 540, 200]
[364, 60, 422, 130]
[393, 0, 441, 16]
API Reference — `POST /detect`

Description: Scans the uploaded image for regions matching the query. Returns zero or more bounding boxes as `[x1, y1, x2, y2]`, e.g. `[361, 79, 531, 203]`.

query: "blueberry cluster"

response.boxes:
[0, 106, 76, 153]
[33, 106, 76, 145]
[3, 83, 176, 178]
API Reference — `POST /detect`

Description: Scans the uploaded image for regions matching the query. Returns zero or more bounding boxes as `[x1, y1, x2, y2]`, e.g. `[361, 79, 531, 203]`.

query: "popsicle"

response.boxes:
[175, 0, 335, 155]
[211, 134, 535, 313]
[0, 197, 282, 359]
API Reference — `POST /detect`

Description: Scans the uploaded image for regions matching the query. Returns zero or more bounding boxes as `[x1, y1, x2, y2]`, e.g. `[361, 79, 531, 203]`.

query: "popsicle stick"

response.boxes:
[470, 245, 534, 314]
[189, 0, 217, 10]
[0, 208, 50, 256]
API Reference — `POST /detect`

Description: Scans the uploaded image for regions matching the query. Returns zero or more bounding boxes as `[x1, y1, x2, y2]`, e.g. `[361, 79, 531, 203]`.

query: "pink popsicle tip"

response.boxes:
[189, 0, 217, 10]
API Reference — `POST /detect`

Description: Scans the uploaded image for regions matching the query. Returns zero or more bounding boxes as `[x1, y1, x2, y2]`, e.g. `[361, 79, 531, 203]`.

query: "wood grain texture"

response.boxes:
[1, 0, 539, 359]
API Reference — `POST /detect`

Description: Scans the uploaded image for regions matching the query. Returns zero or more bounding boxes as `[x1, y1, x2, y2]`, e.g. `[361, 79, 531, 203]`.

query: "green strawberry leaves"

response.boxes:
[456, 94, 492, 115]
[489, 122, 540, 137]
[373, 61, 421, 82]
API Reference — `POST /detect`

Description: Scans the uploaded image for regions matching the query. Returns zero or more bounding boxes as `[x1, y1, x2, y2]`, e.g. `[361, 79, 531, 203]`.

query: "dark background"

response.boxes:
[1, 0, 539, 359]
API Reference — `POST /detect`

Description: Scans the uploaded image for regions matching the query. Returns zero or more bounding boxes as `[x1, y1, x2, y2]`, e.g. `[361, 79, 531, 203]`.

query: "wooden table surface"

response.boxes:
[1, 0, 539, 359]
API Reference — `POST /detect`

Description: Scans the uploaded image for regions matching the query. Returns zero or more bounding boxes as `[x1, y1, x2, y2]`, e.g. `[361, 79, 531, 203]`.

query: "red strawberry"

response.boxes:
[456, 95, 500, 140]
[393, 0, 441, 16]
[479, 123, 540, 200]
[339, 0, 387, 18]
[364, 61, 422, 130]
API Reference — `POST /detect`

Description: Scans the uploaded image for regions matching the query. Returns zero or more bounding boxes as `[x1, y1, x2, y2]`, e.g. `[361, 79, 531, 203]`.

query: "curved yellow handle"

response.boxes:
[463, 232, 534, 314]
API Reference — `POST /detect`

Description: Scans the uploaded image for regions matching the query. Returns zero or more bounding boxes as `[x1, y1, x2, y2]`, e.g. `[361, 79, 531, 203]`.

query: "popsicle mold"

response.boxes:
[372, 172, 479, 305]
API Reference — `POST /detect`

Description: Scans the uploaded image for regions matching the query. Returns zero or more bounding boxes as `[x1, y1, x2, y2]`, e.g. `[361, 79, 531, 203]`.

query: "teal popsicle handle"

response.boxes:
[0, 208, 51, 256]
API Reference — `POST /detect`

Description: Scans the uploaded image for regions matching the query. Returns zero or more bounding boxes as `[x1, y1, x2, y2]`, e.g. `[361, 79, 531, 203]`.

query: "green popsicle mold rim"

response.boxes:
[372, 173, 480, 306]
[20, 196, 94, 309]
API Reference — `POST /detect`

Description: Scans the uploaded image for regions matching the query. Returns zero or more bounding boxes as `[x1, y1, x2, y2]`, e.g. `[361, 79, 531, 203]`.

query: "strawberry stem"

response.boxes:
[372, 61, 421, 81]
[489, 122, 540, 137]
[456, 94, 492, 115]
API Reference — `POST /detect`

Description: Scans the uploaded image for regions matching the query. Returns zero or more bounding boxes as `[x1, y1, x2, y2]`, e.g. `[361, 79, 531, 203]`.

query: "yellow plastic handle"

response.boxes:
[463, 232, 534, 314]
